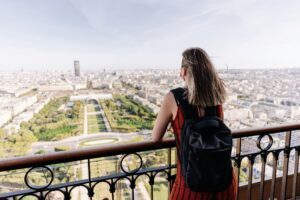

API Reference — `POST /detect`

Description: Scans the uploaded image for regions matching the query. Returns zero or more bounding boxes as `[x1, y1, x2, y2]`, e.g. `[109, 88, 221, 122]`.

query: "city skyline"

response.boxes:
[1, 0, 300, 70]
[0, 67, 299, 198]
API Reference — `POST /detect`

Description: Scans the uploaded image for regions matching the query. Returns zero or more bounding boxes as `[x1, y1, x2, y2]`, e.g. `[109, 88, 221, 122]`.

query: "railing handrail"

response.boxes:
[0, 123, 299, 172]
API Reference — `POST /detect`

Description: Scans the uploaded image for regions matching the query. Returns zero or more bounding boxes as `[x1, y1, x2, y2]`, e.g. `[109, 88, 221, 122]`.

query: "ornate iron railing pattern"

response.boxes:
[0, 124, 299, 200]
[232, 125, 300, 200]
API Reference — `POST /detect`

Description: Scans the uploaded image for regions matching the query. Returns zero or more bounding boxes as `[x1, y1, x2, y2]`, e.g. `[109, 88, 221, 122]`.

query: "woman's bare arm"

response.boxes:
[151, 92, 174, 143]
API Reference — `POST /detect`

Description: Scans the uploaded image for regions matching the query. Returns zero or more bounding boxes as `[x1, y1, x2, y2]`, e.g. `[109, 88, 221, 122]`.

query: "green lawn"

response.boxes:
[28, 98, 84, 141]
[87, 103, 107, 133]
[87, 114, 106, 133]
[87, 104, 95, 112]
[35, 125, 78, 141]
[87, 104, 101, 112]
[99, 95, 156, 133]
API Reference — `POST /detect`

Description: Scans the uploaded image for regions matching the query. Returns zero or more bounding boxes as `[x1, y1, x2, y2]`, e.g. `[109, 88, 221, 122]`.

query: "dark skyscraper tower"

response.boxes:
[74, 60, 80, 77]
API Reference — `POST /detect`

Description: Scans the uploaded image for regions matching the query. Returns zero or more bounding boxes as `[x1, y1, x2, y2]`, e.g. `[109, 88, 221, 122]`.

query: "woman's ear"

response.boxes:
[180, 67, 187, 81]
[180, 68, 183, 79]
[182, 68, 187, 76]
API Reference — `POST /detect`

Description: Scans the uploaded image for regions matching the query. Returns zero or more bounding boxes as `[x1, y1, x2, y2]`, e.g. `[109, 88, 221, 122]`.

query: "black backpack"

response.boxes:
[171, 87, 233, 192]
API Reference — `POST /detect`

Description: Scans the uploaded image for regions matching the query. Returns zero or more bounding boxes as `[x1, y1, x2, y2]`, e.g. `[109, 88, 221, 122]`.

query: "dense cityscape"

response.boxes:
[1, 67, 300, 134]
[1, 65, 300, 135]
[0, 63, 300, 199]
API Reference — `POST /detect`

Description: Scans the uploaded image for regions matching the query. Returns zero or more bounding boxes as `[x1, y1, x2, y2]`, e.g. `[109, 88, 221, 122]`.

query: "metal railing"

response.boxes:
[0, 124, 299, 200]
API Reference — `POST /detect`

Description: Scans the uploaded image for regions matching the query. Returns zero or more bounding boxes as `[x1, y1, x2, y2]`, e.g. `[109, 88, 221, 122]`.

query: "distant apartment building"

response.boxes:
[225, 108, 253, 121]
[113, 80, 122, 88]
[74, 60, 80, 77]
[39, 84, 73, 91]
[3, 97, 49, 134]
[227, 93, 238, 102]
[138, 91, 147, 98]
[0, 109, 12, 127]
[133, 95, 160, 114]
[0, 87, 34, 98]
[13, 87, 34, 97]
[0, 94, 39, 128]
[73, 83, 87, 90]
[4, 123, 20, 135]
[290, 106, 300, 118]
[92, 80, 113, 89]
[70, 94, 113, 102]
[9, 95, 38, 116]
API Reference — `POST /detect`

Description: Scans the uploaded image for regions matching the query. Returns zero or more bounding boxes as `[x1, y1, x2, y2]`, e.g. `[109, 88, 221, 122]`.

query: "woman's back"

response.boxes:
[151, 47, 236, 199]
[169, 88, 236, 200]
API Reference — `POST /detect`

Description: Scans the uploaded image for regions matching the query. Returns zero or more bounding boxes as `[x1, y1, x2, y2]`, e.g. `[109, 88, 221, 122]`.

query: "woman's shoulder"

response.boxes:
[161, 91, 178, 112]
[164, 91, 176, 104]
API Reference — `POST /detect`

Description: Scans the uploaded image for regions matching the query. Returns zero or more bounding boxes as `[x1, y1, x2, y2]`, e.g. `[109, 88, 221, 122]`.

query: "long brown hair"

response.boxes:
[181, 47, 226, 107]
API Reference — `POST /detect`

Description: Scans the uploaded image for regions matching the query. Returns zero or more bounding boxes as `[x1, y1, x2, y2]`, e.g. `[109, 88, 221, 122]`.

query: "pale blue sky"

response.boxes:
[0, 0, 300, 70]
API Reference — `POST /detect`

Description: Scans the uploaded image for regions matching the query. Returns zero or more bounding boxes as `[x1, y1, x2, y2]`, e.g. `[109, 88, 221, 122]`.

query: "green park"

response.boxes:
[0, 94, 174, 199]
[100, 95, 156, 133]
[0, 97, 83, 158]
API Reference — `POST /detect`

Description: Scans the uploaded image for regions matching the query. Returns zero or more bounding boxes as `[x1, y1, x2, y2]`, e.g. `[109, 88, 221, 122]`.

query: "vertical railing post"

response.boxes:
[234, 138, 242, 200]
[281, 131, 291, 200]
[270, 151, 279, 200]
[259, 151, 267, 200]
[130, 175, 136, 200]
[40, 191, 44, 200]
[149, 172, 154, 200]
[292, 147, 299, 200]
[247, 155, 255, 200]
[109, 179, 116, 200]
[64, 186, 71, 200]
[87, 159, 94, 199]
[167, 148, 172, 198]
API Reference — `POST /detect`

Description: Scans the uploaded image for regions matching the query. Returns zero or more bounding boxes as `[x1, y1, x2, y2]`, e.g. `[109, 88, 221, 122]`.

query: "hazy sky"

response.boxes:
[1, 0, 300, 70]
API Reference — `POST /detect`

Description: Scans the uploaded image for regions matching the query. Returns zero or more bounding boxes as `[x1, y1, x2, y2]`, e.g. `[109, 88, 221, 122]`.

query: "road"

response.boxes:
[28, 132, 139, 155]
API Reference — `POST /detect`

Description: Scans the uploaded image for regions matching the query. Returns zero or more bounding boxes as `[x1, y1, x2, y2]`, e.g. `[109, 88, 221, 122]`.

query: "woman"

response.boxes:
[152, 48, 236, 200]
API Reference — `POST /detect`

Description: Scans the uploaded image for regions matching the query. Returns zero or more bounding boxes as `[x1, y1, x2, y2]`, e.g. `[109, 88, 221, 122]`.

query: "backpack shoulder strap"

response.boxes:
[170, 87, 185, 106]
[170, 87, 194, 119]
